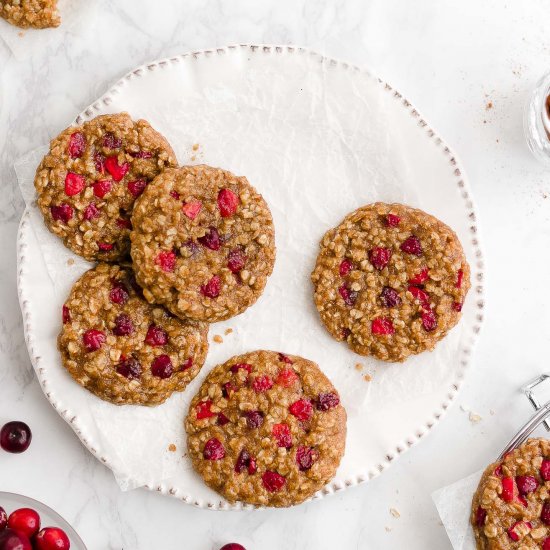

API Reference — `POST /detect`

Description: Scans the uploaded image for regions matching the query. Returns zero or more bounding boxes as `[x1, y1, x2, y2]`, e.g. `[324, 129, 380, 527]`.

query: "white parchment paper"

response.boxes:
[0, 0, 99, 61]
[16, 48, 482, 501]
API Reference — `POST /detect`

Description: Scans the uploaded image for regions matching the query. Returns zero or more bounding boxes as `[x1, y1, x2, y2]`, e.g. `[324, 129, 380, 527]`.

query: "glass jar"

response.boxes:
[525, 70, 550, 165]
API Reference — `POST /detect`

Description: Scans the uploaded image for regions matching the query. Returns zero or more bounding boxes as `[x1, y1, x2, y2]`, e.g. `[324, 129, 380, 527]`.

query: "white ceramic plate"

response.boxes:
[0, 492, 86, 548]
[17, 45, 485, 510]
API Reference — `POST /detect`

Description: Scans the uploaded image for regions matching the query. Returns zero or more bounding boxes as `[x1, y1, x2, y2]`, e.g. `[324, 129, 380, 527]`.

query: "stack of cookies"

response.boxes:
[35, 111, 470, 507]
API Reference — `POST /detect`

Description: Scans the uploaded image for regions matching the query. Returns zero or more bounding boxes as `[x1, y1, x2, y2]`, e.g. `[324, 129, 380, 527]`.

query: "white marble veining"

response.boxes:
[0, 1, 549, 548]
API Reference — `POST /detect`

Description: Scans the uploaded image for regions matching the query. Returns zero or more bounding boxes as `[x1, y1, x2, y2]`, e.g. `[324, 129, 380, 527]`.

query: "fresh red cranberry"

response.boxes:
[0, 421, 32, 453]
[62, 305, 71, 324]
[456, 268, 464, 288]
[151, 355, 173, 379]
[113, 313, 134, 336]
[339, 259, 353, 277]
[276, 368, 299, 388]
[230, 363, 252, 375]
[195, 400, 215, 420]
[182, 200, 202, 220]
[541, 459, 550, 480]
[262, 471, 286, 492]
[97, 242, 114, 251]
[102, 132, 121, 149]
[219, 544, 246, 550]
[0, 528, 32, 550]
[94, 152, 105, 174]
[64, 172, 85, 196]
[34, 527, 70, 550]
[474, 506, 486, 527]
[198, 227, 221, 251]
[296, 445, 319, 471]
[252, 375, 273, 393]
[50, 204, 73, 224]
[400, 235, 423, 256]
[83, 202, 100, 221]
[421, 310, 438, 332]
[316, 392, 340, 411]
[0, 507, 6, 531]
[93, 179, 112, 198]
[7, 509, 40, 539]
[408, 285, 430, 308]
[452, 302, 463, 312]
[542, 502, 550, 525]
[104, 156, 129, 182]
[289, 399, 313, 421]
[203, 438, 225, 460]
[234, 448, 256, 474]
[409, 267, 429, 285]
[369, 247, 392, 270]
[380, 286, 401, 308]
[516, 475, 538, 495]
[200, 275, 221, 298]
[116, 356, 141, 380]
[544, 537, 550, 550]
[68, 131, 86, 158]
[155, 250, 176, 272]
[82, 329, 106, 352]
[217, 412, 230, 426]
[145, 325, 168, 346]
[501, 477, 516, 502]
[371, 317, 395, 335]
[386, 213, 401, 227]
[227, 248, 247, 273]
[245, 411, 264, 429]
[272, 423, 292, 448]
[109, 282, 129, 304]
[338, 285, 358, 307]
[127, 179, 147, 197]
[218, 188, 239, 217]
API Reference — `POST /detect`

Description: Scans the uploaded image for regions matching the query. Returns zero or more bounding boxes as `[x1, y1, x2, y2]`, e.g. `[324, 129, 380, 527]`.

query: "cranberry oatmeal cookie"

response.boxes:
[131, 165, 276, 323]
[0, 0, 59, 28]
[471, 439, 550, 550]
[311, 202, 470, 362]
[35, 113, 177, 261]
[185, 350, 346, 507]
[58, 263, 208, 406]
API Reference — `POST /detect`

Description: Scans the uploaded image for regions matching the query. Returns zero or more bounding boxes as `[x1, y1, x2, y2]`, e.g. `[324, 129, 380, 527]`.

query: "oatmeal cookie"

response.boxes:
[131, 165, 276, 323]
[471, 439, 550, 549]
[35, 113, 177, 261]
[0, 0, 59, 28]
[58, 263, 208, 406]
[185, 350, 346, 507]
[311, 202, 470, 362]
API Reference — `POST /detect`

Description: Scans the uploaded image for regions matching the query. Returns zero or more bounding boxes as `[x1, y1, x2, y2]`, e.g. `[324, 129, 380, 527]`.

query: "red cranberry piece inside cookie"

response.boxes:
[218, 188, 239, 217]
[50, 204, 73, 223]
[289, 399, 313, 421]
[68, 132, 86, 158]
[400, 235, 423, 256]
[145, 324, 168, 346]
[64, 172, 85, 196]
[151, 355, 173, 379]
[272, 423, 292, 448]
[182, 200, 202, 220]
[116, 356, 142, 380]
[262, 471, 286, 492]
[369, 247, 392, 270]
[82, 329, 106, 352]
[203, 438, 225, 460]
[296, 446, 319, 471]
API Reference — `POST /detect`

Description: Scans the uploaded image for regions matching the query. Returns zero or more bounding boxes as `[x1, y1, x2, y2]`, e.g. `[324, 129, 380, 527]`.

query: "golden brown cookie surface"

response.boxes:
[0, 0, 60, 29]
[311, 202, 470, 362]
[185, 350, 346, 507]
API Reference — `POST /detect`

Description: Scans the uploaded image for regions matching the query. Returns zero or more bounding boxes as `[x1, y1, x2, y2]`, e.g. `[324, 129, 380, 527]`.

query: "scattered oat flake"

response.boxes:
[168, 444, 177, 452]
[67, 258, 74, 265]
[191, 155, 196, 161]
[213, 335, 223, 344]
[192, 143, 199, 151]
[224, 328, 233, 335]
[486, 101, 493, 110]
[469, 412, 482, 423]
[364, 374, 372, 382]
[18, 31, 24, 37]
[390, 508, 401, 518]
[385, 526, 392, 532]
[355, 363, 363, 371]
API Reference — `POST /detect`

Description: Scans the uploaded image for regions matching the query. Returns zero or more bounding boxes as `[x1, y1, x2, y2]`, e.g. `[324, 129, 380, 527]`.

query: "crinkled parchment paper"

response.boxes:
[16, 49, 479, 497]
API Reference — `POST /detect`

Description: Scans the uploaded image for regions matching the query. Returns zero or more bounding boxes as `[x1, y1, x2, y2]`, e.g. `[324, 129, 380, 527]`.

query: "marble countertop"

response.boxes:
[1, 1, 549, 548]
